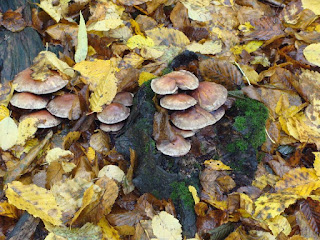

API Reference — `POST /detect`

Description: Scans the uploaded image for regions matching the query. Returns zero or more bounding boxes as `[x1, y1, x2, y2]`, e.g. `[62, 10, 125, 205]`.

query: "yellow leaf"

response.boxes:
[254, 193, 300, 220]
[73, 59, 115, 91]
[87, 19, 123, 32]
[98, 165, 125, 183]
[252, 174, 279, 190]
[0, 105, 9, 121]
[188, 185, 200, 204]
[31, 51, 74, 81]
[238, 193, 254, 217]
[63, 131, 81, 149]
[140, 46, 164, 60]
[0, 201, 19, 218]
[46, 148, 74, 164]
[266, 215, 291, 237]
[232, 41, 263, 55]
[313, 152, 320, 177]
[0, 82, 16, 107]
[182, 1, 212, 22]
[275, 167, 320, 197]
[98, 217, 120, 240]
[126, 35, 154, 49]
[301, 0, 320, 15]
[129, 19, 143, 36]
[37, 0, 67, 23]
[6, 181, 62, 225]
[60, 162, 76, 173]
[16, 118, 38, 146]
[239, 65, 259, 84]
[152, 211, 182, 240]
[14, 138, 39, 158]
[204, 160, 232, 170]
[238, 22, 255, 33]
[303, 43, 320, 67]
[89, 70, 118, 112]
[186, 40, 222, 55]
[45, 233, 67, 240]
[146, 27, 190, 47]
[86, 147, 95, 163]
[120, 52, 144, 68]
[0, 117, 18, 150]
[75, 11, 88, 63]
[138, 71, 157, 86]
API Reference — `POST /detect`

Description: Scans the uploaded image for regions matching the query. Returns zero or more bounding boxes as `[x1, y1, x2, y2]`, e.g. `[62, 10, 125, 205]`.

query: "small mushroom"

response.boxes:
[47, 93, 81, 120]
[97, 103, 130, 124]
[171, 105, 219, 130]
[13, 68, 68, 94]
[160, 93, 197, 110]
[10, 92, 48, 109]
[100, 122, 125, 132]
[112, 92, 134, 107]
[191, 82, 228, 111]
[20, 110, 61, 128]
[151, 75, 178, 95]
[156, 135, 191, 157]
[175, 70, 199, 90]
[171, 125, 195, 138]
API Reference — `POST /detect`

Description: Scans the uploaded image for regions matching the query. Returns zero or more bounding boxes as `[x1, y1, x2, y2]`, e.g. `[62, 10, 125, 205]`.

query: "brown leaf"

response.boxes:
[300, 197, 320, 235]
[153, 110, 176, 142]
[295, 210, 320, 239]
[1, 8, 26, 32]
[170, 2, 190, 30]
[199, 59, 242, 90]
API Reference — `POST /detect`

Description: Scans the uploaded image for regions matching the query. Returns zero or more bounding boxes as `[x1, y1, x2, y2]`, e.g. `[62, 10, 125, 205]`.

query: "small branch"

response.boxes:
[234, 61, 251, 86]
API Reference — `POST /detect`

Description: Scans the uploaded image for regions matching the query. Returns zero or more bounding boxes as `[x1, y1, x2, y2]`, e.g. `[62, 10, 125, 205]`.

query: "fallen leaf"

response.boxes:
[303, 43, 320, 67]
[186, 40, 222, 55]
[16, 118, 38, 146]
[302, 0, 320, 15]
[6, 181, 62, 225]
[98, 165, 125, 183]
[0, 117, 18, 150]
[74, 11, 88, 63]
[152, 211, 182, 240]
[126, 35, 154, 50]
[265, 215, 291, 237]
[204, 160, 232, 170]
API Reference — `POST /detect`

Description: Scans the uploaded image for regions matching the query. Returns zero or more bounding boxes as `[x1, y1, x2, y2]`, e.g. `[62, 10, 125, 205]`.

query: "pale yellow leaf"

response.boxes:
[303, 43, 320, 67]
[313, 152, 320, 177]
[0, 201, 19, 218]
[98, 217, 120, 240]
[152, 211, 182, 240]
[45, 233, 67, 240]
[138, 72, 157, 86]
[186, 41, 222, 55]
[140, 46, 164, 60]
[266, 215, 291, 237]
[46, 148, 74, 164]
[0, 117, 18, 150]
[126, 35, 154, 49]
[240, 65, 259, 84]
[16, 118, 38, 145]
[75, 11, 88, 63]
[37, 0, 64, 22]
[98, 165, 125, 183]
[87, 19, 123, 32]
[6, 181, 62, 225]
[89, 70, 118, 112]
[302, 0, 320, 15]
[181, 1, 212, 22]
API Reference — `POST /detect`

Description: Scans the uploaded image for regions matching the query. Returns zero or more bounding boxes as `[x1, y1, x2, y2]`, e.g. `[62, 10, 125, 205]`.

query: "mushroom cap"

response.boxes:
[191, 81, 228, 111]
[156, 135, 191, 157]
[97, 103, 130, 124]
[112, 92, 134, 107]
[171, 105, 221, 130]
[100, 122, 125, 132]
[151, 75, 178, 95]
[20, 110, 61, 128]
[47, 93, 81, 120]
[172, 125, 195, 138]
[160, 93, 197, 110]
[210, 107, 225, 124]
[175, 70, 199, 90]
[13, 68, 68, 94]
[10, 92, 48, 109]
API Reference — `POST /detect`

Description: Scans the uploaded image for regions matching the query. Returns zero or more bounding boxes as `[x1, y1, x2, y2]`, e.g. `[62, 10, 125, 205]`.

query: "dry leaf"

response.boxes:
[0, 117, 18, 150]
[152, 211, 182, 240]
[74, 11, 88, 63]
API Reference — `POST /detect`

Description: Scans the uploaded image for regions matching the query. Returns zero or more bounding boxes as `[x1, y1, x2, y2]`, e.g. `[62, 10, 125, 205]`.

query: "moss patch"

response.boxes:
[227, 98, 268, 153]
[170, 181, 194, 209]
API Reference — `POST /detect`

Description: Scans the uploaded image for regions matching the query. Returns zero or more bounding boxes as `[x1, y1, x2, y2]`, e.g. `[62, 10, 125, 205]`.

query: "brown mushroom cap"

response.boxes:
[191, 81, 228, 111]
[151, 75, 178, 95]
[175, 70, 199, 90]
[47, 93, 81, 120]
[10, 92, 48, 109]
[172, 125, 195, 138]
[13, 68, 68, 94]
[100, 122, 125, 132]
[210, 107, 225, 124]
[112, 92, 134, 107]
[160, 93, 197, 110]
[171, 105, 220, 130]
[97, 103, 130, 124]
[20, 110, 61, 128]
[156, 135, 191, 157]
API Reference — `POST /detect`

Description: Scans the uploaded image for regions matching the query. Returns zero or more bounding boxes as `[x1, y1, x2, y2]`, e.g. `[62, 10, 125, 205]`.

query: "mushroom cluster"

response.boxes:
[11, 68, 80, 128]
[151, 70, 228, 157]
[98, 92, 134, 133]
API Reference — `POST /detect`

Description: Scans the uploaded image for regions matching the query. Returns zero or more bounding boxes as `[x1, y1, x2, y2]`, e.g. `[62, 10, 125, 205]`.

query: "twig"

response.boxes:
[234, 61, 251, 86]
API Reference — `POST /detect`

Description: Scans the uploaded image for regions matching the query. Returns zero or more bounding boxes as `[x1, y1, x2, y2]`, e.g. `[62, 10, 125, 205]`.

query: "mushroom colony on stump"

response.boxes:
[151, 70, 228, 157]
[10, 68, 133, 132]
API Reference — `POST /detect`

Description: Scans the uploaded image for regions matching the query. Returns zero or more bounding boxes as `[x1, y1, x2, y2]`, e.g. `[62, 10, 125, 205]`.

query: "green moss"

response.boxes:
[227, 98, 268, 153]
[170, 181, 194, 209]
